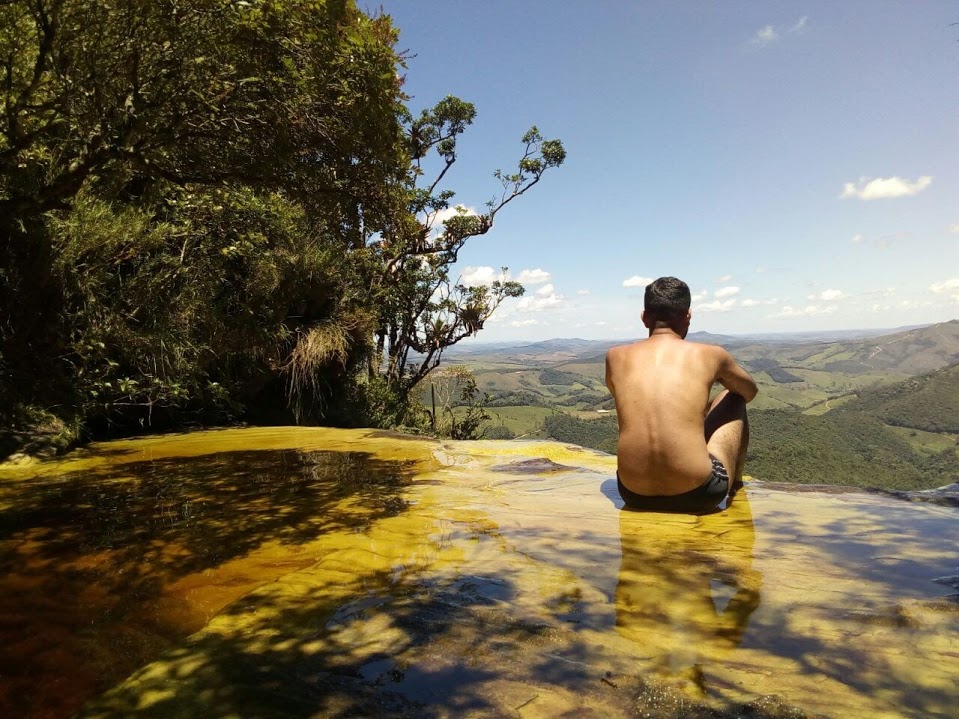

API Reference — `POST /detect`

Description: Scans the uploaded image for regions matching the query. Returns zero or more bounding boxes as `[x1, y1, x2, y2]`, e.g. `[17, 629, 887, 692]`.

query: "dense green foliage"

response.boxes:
[0, 0, 564, 450]
[747, 410, 958, 490]
[834, 363, 959, 433]
[487, 390, 551, 408]
[539, 368, 581, 386]
[543, 413, 618, 454]
[745, 358, 803, 383]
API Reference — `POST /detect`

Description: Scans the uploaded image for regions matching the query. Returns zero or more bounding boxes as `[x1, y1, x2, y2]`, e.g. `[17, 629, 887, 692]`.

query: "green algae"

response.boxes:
[1, 429, 957, 718]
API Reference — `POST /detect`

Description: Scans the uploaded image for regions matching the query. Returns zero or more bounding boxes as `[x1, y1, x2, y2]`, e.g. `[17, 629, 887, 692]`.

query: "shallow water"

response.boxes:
[1, 428, 956, 718]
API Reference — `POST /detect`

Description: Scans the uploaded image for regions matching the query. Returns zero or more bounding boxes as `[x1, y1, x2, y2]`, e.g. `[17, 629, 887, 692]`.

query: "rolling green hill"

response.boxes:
[834, 362, 959, 433]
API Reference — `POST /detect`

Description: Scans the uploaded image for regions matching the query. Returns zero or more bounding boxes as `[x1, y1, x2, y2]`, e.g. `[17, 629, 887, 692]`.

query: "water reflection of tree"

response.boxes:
[615, 490, 763, 697]
[0, 448, 418, 719]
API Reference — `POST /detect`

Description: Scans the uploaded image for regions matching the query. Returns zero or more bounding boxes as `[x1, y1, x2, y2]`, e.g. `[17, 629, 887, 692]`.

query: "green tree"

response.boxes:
[356, 97, 566, 425]
[1, 0, 407, 430]
[0, 0, 565, 446]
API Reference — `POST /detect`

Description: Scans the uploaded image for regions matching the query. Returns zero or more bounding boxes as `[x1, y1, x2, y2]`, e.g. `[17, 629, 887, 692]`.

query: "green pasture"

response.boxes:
[886, 425, 958, 454]
[554, 361, 606, 380]
[483, 406, 555, 438]
[802, 394, 858, 415]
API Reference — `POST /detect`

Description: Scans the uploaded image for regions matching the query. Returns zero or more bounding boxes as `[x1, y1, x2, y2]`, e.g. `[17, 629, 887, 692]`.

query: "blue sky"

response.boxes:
[378, 1, 959, 342]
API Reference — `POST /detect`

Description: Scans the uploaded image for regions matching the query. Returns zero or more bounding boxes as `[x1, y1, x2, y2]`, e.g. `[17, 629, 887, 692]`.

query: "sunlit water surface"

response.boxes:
[0, 428, 956, 718]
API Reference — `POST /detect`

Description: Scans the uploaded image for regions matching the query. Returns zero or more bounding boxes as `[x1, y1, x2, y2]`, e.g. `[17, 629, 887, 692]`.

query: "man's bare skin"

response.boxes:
[605, 310, 757, 503]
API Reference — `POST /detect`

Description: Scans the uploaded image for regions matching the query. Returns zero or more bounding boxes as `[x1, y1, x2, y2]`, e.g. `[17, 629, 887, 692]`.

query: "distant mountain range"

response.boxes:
[447, 321, 959, 373]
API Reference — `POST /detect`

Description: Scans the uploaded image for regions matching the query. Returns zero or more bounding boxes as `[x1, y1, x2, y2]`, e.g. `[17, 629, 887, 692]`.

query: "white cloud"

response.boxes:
[751, 25, 778, 46]
[595, 321, 607, 327]
[511, 318, 541, 327]
[431, 205, 477, 229]
[929, 278, 959, 294]
[718, 274, 733, 283]
[517, 287, 564, 312]
[696, 299, 737, 313]
[840, 176, 932, 200]
[949, 224, 959, 234]
[692, 289, 709, 301]
[851, 234, 865, 244]
[808, 289, 844, 301]
[740, 299, 761, 308]
[622, 275, 653, 288]
[516, 268, 551, 285]
[459, 266, 500, 286]
[750, 18, 805, 47]
[577, 289, 591, 296]
[771, 304, 838, 319]
[715, 286, 740, 298]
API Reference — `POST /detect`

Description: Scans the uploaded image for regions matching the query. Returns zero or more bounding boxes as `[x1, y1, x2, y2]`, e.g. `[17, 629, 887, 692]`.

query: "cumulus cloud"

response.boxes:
[622, 275, 653, 288]
[714, 286, 740, 299]
[929, 278, 959, 294]
[740, 299, 761, 308]
[771, 304, 838, 318]
[840, 176, 932, 200]
[692, 289, 709, 301]
[516, 268, 551, 285]
[517, 286, 564, 312]
[511, 318, 541, 328]
[808, 289, 844, 301]
[718, 274, 733, 283]
[750, 17, 806, 46]
[459, 266, 501, 287]
[751, 25, 778, 45]
[577, 289, 591, 296]
[696, 299, 737, 313]
[431, 205, 478, 229]
[851, 234, 865, 244]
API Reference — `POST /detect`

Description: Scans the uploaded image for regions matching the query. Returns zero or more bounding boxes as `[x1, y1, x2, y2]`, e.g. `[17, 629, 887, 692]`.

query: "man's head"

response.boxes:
[643, 276, 691, 335]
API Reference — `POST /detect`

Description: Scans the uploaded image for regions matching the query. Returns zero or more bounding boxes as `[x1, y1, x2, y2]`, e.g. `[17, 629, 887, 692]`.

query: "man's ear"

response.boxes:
[641, 310, 651, 328]
[686, 310, 692, 324]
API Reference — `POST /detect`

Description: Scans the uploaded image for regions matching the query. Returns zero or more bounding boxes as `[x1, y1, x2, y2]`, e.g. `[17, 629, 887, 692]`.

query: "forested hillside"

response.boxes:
[747, 410, 957, 490]
[834, 363, 959, 433]
[0, 0, 564, 456]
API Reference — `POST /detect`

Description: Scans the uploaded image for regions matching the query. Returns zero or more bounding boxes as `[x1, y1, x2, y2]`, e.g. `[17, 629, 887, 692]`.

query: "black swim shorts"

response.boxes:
[617, 455, 730, 514]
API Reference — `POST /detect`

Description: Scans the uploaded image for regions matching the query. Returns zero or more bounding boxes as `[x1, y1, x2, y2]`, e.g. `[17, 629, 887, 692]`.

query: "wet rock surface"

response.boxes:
[1, 428, 956, 718]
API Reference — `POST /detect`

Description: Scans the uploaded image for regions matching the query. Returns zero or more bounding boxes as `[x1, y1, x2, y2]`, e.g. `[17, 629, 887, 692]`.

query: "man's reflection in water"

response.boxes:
[615, 488, 762, 697]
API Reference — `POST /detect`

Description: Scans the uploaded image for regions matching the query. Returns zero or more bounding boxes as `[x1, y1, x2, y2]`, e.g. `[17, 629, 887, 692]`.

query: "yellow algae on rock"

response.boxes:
[0, 428, 956, 718]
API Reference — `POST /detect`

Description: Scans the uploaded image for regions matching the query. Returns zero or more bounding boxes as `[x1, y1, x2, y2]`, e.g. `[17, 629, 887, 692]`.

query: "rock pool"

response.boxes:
[1, 427, 956, 718]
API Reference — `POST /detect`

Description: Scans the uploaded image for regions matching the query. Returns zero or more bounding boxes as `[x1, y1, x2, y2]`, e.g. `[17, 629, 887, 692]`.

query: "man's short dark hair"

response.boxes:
[644, 277, 691, 323]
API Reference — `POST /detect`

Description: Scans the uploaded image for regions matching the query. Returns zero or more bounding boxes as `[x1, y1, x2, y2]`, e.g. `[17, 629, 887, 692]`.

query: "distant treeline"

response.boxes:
[745, 358, 804, 384]
[543, 414, 618, 454]
[539, 369, 583, 386]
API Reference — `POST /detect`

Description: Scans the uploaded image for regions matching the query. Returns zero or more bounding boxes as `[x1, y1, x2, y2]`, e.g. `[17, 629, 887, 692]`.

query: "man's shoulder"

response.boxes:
[606, 340, 645, 358]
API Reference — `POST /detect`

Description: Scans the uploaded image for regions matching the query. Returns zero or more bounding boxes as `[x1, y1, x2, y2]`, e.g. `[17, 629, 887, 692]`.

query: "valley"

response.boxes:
[435, 320, 959, 490]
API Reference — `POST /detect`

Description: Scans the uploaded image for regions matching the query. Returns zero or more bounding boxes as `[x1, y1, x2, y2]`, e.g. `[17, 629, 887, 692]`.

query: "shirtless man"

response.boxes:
[605, 277, 758, 513]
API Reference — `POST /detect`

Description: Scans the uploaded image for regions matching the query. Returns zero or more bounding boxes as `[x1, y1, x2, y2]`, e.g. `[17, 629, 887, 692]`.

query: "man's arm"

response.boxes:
[716, 349, 758, 403]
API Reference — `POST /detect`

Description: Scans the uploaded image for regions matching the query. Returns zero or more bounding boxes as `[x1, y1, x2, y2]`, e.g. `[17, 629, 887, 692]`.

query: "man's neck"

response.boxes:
[648, 326, 685, 340]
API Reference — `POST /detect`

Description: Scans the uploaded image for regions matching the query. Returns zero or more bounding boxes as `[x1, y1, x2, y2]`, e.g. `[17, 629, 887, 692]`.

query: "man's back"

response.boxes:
[606, 334, 756, 497]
